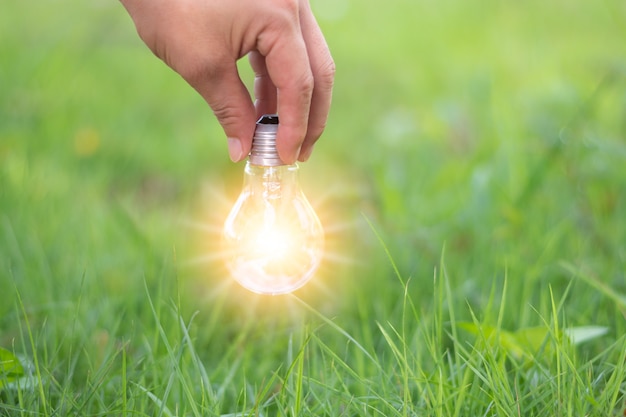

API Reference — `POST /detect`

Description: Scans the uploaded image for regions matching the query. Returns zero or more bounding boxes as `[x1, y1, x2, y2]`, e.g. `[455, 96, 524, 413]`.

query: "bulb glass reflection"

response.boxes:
[223, 116, 324, 295]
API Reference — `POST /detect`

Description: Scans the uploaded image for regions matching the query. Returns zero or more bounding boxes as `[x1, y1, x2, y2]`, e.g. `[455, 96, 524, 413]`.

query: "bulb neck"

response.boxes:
[249, 114, 285, 166]
[243, 162, 299, 198]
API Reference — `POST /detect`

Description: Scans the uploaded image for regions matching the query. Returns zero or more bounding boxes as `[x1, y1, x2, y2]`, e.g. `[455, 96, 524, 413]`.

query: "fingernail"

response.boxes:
[279, 144, 300, 165]
[299, 145, 314, 162]
[291, 144, 302, 164]
[228, 137, 243, 162]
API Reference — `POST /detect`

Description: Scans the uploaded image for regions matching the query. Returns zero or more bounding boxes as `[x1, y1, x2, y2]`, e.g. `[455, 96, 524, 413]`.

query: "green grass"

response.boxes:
[2, 0, 626, 415]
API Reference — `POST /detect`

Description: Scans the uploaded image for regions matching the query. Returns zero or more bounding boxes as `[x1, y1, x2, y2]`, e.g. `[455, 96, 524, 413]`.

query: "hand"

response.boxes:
[120, 0, 335, 163]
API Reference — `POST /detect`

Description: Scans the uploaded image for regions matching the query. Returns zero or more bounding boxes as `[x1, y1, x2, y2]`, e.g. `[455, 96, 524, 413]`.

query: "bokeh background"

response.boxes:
[1, 0, 625, 414]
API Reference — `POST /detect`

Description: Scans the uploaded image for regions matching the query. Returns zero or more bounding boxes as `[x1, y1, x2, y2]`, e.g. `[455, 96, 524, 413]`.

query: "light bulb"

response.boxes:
[223, 114, 324, 295]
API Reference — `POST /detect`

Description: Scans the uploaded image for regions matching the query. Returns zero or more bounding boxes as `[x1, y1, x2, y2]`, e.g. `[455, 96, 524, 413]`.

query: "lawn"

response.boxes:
[1, 0, 626, 415]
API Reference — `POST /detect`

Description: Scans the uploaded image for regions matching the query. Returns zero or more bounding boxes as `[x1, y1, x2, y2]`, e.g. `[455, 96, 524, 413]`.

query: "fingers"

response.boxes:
[255, 0, 334, 164]
[122, 0, 333, 164]
[183, 61, 257, 162]
[249, 51, 277, 118]
[297, 1, 335, 162]
[259, 22, 314, 164]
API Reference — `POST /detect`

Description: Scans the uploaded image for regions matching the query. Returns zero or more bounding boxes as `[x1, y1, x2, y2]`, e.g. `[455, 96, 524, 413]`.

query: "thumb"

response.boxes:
[186, 63, 256, 162]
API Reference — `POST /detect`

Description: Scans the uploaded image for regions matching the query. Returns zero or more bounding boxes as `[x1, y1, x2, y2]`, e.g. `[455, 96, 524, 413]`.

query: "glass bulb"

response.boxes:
[223, 115, 324, 295]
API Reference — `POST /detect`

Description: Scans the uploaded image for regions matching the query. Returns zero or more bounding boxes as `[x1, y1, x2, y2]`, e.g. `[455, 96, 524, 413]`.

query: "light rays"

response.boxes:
[180, 183, 361, 297]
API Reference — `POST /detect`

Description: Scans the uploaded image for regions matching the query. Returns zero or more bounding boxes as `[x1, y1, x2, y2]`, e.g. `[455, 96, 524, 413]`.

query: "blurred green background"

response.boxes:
[1, 0, 625, 414]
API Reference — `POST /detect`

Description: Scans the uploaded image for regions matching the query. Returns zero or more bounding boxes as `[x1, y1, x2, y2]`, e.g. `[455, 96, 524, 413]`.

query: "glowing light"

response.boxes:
[184, 167, 357, 301]
[223, 169, 324, 294]
[222, 115, 324, 295]
[254, 227, 290, 259]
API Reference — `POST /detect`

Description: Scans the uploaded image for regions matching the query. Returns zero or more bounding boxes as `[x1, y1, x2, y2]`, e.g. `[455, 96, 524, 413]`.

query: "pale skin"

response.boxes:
[119, 0, 335, 164]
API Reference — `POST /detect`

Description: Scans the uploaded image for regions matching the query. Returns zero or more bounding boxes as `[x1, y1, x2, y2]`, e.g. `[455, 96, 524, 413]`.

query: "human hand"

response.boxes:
[119, 0, 335, 164]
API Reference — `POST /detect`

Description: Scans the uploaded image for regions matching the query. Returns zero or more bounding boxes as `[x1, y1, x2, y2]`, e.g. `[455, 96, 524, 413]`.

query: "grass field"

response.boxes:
[2, 0, 626, 415]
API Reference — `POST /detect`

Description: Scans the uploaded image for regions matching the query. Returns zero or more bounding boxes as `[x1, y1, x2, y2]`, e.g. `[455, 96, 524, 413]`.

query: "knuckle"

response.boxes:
[272, 0, 299, 15]
[316, 57, 336, 88]
[299, 71, 315, 96]
[210, 100, 244, 127]
[261, 0, 299, 33]
[210, 100, 235, 120]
